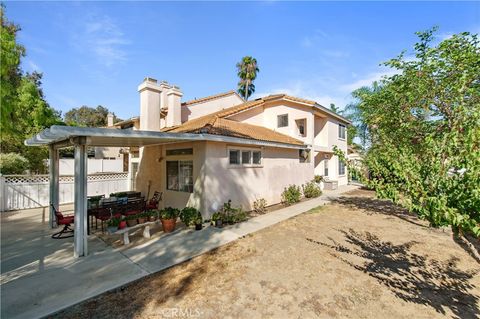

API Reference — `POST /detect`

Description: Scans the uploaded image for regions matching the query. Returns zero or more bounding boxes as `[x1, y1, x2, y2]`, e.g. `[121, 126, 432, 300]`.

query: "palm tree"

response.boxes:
[236, 56, 259, 100]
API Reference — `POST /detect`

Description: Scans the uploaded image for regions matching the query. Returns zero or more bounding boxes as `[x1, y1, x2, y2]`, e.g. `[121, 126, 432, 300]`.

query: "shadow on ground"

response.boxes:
[332, 195, 428, 228]
[307, 229, 479, 319]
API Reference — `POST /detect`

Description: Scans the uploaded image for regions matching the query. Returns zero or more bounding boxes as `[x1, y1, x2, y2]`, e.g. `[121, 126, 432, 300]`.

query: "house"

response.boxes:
[125, 77, 350, 217]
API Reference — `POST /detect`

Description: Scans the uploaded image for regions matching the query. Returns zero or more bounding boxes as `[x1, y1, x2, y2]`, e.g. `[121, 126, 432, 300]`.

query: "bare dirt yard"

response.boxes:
[52, 189, 479, 319]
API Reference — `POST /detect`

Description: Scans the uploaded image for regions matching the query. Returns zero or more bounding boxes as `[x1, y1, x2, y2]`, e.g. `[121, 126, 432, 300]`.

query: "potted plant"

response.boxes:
[147, 210, 157, 222]
[160, 207, 179, 233]
[211, 212, 223, 228]
[126, 214, 138, 227]
[137, 212, 147, 224]
[180, 207, 201, 228]
[119, 218, 127, 229]
[107, 217, 120, 233]
[194, 215, 203, 231]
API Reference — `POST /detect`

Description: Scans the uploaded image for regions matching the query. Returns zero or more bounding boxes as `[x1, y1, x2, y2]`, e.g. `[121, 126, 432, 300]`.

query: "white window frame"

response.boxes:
[338, 158, 346, 176]
[338, 124, 346, 140]
[228, 146, 263, 168]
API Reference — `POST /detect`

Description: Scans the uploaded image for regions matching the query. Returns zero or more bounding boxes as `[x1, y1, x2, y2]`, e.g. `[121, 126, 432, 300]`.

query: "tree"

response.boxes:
[0, 153, 29, 174]
[347, 28, 480, 259]
[0, 6, 63, 173]
[64, 105, 120, 127]
[236, 56, 259, 100]
[329, 103, 339, 113]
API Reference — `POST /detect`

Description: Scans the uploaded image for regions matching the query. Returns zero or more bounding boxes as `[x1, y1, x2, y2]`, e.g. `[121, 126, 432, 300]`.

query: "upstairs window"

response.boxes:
[338, 124, 346, 140]
[296, 119, 306, 137]
[277, 114, 289, 128]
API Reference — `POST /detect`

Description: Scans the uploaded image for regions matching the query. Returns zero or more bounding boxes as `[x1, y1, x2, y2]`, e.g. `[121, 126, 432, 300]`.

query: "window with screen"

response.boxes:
[229, 148, 262, 166]
[338, 124, 346, 139]
[277, 114, 289, 128]
[167, 161, 193, 193]
[338, 158, 346, 175]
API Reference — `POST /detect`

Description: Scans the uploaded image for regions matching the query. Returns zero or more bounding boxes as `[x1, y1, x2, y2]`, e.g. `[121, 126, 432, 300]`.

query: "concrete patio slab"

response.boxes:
[0, 185, 358, 319]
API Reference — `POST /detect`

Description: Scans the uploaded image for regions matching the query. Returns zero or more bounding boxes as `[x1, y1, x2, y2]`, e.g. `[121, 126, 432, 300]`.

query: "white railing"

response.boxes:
[0, 173, 130, 212]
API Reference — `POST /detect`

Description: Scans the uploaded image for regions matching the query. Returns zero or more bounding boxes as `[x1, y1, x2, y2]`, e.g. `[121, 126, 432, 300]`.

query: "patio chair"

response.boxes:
[146, 191, 162, 210]
[51, 204, 75, 239]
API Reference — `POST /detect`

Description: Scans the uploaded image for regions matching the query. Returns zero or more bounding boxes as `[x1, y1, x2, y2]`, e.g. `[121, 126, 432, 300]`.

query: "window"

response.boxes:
[252, 151, 262, 165]
[166, 148, 193, 156]
[338, 124, 346, 140]
[229, 150, 240, 165]
[296, 119, 306, 137]
[241, 151, 251, 164]
[338, 158, 346, 176]
[299, 149, 310, 163]
[324, 159, 329, 176]
[277, 114, 289, 128]
[229, 148, 262, 166]
[167, 161, 193, 193]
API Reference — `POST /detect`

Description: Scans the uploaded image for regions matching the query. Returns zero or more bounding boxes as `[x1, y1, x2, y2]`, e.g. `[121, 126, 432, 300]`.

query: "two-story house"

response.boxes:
[122, 77, 350, 217]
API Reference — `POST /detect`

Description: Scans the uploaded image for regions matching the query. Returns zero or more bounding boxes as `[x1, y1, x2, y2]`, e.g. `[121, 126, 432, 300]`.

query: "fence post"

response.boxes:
[0, 174, 5, 212]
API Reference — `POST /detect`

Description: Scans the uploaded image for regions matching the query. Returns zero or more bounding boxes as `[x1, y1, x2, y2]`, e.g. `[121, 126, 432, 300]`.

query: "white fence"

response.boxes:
[0, 173, 130, 212]
[59, 158, 124, 175]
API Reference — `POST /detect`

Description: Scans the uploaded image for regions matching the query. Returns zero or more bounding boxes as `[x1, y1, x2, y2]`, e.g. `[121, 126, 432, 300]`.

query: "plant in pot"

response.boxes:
[118, 218, 127, 229]
[180, 207, 200, 228]
[147, 210, 157, 222]
[137, 212, 147, 224]
[211, 212, 223, 228]
[160, 207, 179, 233]
[194, 214, 203, 230]
[126, 214, 138, 227]
[107, 217, 120, 233]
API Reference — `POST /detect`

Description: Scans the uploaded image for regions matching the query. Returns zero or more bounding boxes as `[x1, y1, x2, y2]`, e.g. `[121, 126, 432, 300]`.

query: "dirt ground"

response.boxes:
[52, 189, 479, 319]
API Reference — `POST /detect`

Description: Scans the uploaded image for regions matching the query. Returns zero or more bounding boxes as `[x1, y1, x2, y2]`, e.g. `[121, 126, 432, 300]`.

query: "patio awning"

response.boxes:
[25, 125, 308, 149]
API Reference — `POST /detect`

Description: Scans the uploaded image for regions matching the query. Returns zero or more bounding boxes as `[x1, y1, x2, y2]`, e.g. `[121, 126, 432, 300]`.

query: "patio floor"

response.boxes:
[0, 185, 358, 319]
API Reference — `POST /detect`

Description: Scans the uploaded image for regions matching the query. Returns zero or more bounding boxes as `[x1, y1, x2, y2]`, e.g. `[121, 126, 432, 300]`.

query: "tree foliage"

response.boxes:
[0, 153, 29, 174]
[236, 56, 259, 100]
[347, 29, 480, 244]
[64, 105, 120, 127]
[0, 6, 63, 173]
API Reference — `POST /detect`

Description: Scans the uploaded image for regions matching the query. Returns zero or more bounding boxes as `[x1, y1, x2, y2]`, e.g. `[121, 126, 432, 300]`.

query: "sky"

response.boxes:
[5, 1, 480, 120]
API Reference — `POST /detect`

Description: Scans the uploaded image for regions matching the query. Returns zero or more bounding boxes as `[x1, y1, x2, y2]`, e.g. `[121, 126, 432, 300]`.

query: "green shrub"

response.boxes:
[281, 185, 301, 205]
[180, 207, 202, 226]
[0, 153, 29, 174]
[160, 207, 180, 220]
[314, 175, 324, 183]
[253, 198, 267, 214]
[302, 181, 322, 198]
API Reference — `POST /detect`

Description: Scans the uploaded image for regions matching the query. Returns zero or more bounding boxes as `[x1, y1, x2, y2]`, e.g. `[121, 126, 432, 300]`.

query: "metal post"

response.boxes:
[49, 145, 59, 228]
[74, 140, 88, 257]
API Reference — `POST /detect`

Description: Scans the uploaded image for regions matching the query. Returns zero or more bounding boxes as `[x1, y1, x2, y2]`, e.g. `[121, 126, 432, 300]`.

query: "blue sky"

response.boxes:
[6, 1, 479, 120]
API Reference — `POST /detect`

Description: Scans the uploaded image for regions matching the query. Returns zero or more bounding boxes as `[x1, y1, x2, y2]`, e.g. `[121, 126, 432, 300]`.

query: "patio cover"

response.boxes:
[25, 125, 307, 258]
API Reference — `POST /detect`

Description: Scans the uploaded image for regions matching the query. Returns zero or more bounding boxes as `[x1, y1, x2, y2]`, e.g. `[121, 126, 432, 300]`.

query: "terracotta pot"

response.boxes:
[118, 221, 127, 229]
[126, 219, 138, 227]
[138, 217, 146, 224]
[161, 218, 177, 233]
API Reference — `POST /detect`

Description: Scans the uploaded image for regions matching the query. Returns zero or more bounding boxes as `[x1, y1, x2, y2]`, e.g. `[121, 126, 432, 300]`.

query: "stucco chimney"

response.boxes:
[107, 113, 114, 127]
[138, 77, 162, 131]
[166, 85, 183, 127]
[159, 80, 171, 111]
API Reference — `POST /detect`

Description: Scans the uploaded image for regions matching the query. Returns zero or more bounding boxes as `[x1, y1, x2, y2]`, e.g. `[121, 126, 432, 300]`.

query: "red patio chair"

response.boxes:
[51, 204, 75, 239]
[146, 191, 162, 210]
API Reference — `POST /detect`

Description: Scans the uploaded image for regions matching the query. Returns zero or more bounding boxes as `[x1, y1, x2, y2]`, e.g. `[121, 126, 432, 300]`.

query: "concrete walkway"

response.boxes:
[1, 185, 358, 319]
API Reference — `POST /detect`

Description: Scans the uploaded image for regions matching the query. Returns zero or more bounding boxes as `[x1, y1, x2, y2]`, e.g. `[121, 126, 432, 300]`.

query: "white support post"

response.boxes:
[74, 140, 88, 257]
[49, 145, 59, 228]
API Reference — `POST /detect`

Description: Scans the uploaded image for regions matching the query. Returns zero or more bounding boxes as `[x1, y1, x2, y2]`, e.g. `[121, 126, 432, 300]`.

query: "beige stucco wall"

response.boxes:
[181, 94, 244, 122]
[202, 141, 313, 217]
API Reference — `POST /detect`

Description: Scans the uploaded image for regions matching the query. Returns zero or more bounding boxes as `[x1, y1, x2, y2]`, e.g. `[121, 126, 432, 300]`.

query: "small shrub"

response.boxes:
[302, 181, 322, 198]
[281, 185, 301, 205]
[0, 153, 29, 175]
[253, 198, 267, 214]
[180, 207, 201, 226]
[314, 175, 324, 183]
[160, 207, 180, 220]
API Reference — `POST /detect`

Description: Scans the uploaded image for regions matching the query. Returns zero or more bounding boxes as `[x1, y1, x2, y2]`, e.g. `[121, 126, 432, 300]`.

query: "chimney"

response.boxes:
[166, 85, 183, 127]
[138, 77, 162, 131]
[107, 113, 114, 127]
